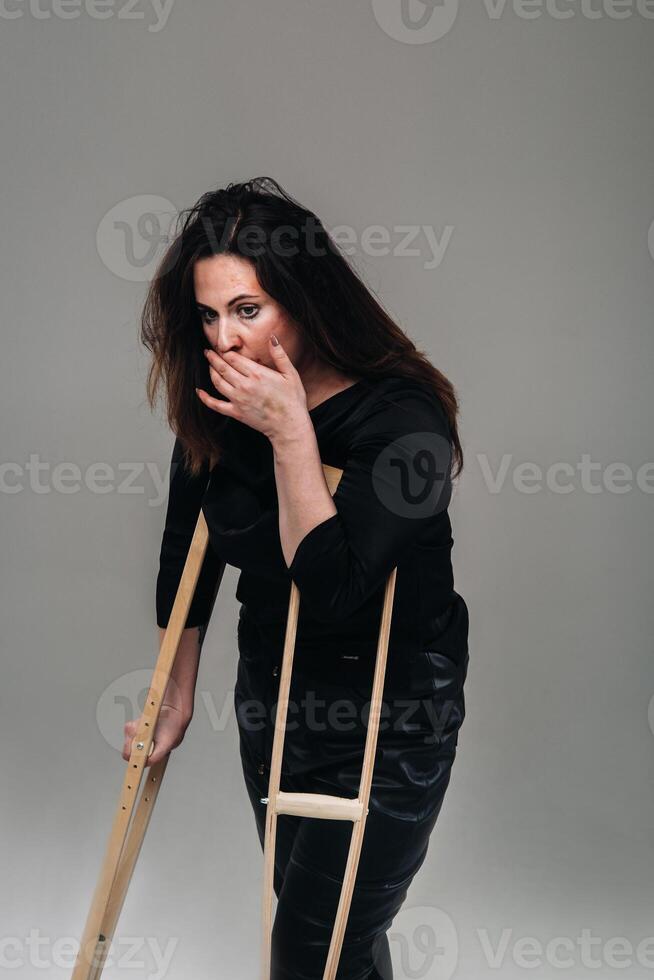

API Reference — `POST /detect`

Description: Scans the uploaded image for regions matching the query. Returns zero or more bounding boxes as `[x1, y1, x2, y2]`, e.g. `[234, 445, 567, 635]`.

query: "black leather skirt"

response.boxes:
[234, 595, 469, 979]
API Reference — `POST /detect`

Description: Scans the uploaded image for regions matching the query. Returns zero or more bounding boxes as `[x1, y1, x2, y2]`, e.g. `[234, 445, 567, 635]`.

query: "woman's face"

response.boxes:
[193, 253, 304, 370]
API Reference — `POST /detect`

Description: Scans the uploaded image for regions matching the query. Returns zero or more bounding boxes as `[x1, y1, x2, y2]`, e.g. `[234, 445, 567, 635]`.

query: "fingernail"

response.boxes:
[270, 334, 279, 346]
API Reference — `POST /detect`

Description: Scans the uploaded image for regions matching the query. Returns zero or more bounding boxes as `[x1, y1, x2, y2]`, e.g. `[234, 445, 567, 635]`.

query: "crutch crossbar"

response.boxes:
[274, 791, 366, 822]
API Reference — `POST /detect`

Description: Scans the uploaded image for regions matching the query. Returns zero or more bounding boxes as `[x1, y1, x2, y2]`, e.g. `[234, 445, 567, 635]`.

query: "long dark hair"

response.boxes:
[141, 176, 463, 479]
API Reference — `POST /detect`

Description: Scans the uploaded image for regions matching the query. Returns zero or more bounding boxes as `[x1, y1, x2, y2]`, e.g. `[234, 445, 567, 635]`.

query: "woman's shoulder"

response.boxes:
[352, 374, 451, 438]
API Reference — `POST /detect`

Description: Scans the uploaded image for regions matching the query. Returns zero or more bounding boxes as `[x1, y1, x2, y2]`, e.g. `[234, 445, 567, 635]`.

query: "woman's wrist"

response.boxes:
[162, 701, 193, 725]
[271, 414, 338, 568]
[269, 410, 314, 458]
[158, 625, 201, 725]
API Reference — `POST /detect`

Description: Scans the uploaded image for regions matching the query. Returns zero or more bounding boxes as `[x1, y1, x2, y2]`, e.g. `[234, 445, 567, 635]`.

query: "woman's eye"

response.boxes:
[198, 309, 217, 324]
[239, 305, 258, 319]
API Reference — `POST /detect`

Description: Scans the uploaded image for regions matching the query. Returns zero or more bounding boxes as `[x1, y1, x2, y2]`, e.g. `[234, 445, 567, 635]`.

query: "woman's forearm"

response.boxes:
[157, 625, 204, 722]
[271, 418, 337, 568]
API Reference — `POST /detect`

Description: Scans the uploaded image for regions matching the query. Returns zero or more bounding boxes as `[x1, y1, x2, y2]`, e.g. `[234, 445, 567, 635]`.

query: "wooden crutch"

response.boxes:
[71, 503, 225, 979]
[71, 462, 396, 980]
[260, 463, 398, 980]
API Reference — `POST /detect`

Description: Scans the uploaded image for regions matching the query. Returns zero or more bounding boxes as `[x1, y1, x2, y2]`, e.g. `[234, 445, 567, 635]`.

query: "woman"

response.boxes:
[125, 176, 470, 979]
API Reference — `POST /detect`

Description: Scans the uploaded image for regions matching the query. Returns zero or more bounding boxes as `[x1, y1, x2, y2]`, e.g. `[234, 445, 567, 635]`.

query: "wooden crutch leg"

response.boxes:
[80, 752, 169, 980]
[71, 509, 225, 979]
[261, 464, 399, 980]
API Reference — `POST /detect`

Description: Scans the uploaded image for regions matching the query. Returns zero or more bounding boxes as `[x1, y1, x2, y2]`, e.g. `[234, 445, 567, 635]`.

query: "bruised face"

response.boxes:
[193, 253, 305, 370]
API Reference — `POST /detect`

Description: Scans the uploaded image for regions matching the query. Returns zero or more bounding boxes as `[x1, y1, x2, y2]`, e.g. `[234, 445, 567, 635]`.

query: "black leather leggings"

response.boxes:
[235, 626, 469, 979]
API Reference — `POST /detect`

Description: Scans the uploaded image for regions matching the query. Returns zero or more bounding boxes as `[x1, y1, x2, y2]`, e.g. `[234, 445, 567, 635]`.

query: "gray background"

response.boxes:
[1, 2, 653, 978]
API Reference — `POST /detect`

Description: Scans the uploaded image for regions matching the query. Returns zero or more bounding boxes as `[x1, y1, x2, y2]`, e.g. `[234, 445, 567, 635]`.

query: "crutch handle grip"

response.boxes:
[130, 737, 155, 757]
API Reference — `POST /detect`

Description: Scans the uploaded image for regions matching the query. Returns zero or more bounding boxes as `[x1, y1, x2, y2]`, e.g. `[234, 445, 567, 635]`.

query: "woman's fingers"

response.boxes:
[122, 720, 136, 761]
[121, 733, 160, 766]
[122, 705, 188, 766]
[205, 348, 243, 387]
[122, 722, 154, 762]
[208, 364, 236, 399]
[148, 743, 171, 767]
[205, 347, 257, 384]
[195, 387, 235, 414]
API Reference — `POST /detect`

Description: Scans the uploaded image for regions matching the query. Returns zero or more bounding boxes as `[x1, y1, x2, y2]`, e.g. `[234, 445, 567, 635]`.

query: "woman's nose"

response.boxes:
[206, 323, 241, 353]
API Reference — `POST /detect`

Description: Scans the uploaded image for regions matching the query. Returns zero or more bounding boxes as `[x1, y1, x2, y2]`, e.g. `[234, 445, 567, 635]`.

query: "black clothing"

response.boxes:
[155, 375, 470, 978]
[156, 376, 467, 684]
[238, 648, 464, 979]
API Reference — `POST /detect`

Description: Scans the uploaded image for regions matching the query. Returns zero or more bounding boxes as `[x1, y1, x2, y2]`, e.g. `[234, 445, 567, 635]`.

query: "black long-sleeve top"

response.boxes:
[155, 376, 468, 689]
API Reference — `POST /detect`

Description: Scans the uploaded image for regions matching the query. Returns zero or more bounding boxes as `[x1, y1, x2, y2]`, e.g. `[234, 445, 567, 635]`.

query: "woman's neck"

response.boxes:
[299, 359, 361, 411]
